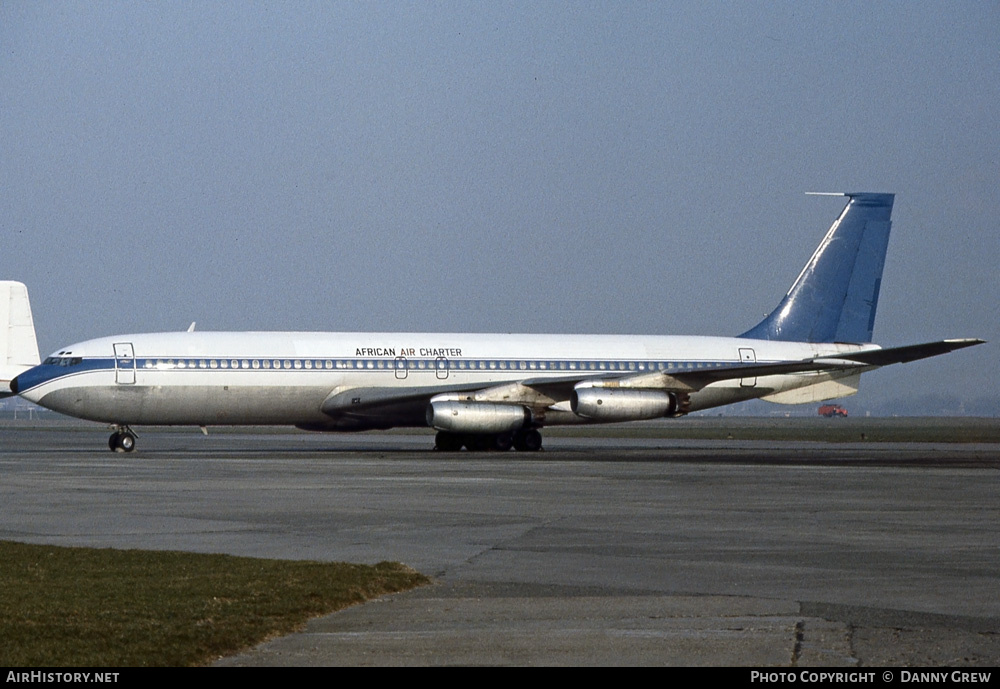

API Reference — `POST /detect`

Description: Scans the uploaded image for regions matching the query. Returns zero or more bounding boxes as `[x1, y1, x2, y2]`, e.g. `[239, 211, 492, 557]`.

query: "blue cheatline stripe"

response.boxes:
[16, 355, 748, 393]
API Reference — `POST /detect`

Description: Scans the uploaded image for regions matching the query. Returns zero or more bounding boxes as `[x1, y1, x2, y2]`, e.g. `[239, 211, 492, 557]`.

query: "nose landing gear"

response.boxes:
[109, 426, 137, 453]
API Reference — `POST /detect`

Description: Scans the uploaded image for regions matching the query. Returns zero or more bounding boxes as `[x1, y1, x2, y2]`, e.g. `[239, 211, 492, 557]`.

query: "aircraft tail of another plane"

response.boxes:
[740, 192, 894, 343]
[0, 281, 41, 396]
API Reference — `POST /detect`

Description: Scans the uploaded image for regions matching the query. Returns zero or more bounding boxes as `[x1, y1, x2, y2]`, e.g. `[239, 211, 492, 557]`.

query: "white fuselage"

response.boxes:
[17, 330, 871, 429]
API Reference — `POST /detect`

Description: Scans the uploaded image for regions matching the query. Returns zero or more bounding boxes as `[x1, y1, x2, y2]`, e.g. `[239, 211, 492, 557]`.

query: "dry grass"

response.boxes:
[0, 541, 429, 666]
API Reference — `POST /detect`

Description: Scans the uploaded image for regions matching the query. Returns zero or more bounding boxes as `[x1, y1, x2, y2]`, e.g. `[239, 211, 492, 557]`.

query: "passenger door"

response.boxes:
[114, 342, 136, 385]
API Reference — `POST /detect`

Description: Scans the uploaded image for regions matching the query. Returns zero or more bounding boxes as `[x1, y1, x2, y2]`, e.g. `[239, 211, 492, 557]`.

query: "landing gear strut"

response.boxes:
[108, 427, 137, 453]
[434, 430, 543, 452]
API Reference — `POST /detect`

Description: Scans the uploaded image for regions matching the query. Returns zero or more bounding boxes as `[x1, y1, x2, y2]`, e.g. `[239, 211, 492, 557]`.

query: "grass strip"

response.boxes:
[0, 540, 429, 667]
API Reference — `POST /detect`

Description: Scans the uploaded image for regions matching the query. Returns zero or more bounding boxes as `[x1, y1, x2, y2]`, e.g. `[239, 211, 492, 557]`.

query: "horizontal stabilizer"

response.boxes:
[833, 338, 985, 366]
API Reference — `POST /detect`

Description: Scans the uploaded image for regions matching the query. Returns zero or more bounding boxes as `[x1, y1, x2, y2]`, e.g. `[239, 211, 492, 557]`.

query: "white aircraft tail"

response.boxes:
[0, 281, 41, 395]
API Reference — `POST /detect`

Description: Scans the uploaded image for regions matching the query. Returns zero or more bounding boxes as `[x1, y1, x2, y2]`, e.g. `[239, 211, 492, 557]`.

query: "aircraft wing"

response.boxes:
[319, 338, 985, 423]
[599, 338, 987, 393]
[321, 381, 492, 414]
[320, 374, 607, 416]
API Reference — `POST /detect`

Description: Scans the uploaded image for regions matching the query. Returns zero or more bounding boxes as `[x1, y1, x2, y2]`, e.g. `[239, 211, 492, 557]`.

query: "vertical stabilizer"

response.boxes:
[0, 281, 41, 394]
[740, 193, 894, 343]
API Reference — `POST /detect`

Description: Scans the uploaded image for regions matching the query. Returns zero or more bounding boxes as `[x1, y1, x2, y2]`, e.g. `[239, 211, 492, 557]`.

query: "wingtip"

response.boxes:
[944, 338, 986, 346]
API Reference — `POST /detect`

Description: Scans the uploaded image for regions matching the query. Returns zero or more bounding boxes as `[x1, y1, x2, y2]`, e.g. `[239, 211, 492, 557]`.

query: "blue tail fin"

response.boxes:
[740, 192, 894, 343]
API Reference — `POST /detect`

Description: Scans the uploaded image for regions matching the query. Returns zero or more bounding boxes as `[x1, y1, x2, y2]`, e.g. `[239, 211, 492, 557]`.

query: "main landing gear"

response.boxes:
[108, 426, 137, 453]
[435, 429, 542, 452]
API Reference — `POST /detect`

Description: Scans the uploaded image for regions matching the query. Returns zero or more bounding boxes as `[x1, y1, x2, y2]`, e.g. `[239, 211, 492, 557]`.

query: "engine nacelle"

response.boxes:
[571, 388, 683, 422]
[426, 400, 532, 434]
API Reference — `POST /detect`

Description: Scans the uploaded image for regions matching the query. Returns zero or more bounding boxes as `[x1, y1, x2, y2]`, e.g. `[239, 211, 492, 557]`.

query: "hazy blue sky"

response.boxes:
[2, 2, 996, 409]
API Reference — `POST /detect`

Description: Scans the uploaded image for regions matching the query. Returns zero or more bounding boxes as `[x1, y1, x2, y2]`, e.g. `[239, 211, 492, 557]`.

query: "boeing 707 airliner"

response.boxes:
[7, 193, 984, 452]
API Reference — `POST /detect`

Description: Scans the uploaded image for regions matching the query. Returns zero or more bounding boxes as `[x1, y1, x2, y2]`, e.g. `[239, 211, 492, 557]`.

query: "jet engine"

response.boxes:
[426, 400, 532, 434]
[571, 388, 688, 421]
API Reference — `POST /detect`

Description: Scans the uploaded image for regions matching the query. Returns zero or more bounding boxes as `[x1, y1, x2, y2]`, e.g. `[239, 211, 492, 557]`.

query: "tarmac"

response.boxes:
[1, 421, 998, 666]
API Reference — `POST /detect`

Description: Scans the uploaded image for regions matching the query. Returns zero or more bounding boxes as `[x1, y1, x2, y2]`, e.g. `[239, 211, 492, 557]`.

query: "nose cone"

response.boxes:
[7, 362, 54, 403]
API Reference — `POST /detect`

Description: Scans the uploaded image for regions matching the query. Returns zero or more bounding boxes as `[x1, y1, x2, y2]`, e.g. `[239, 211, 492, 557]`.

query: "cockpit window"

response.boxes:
[44, 356, 82, 366]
